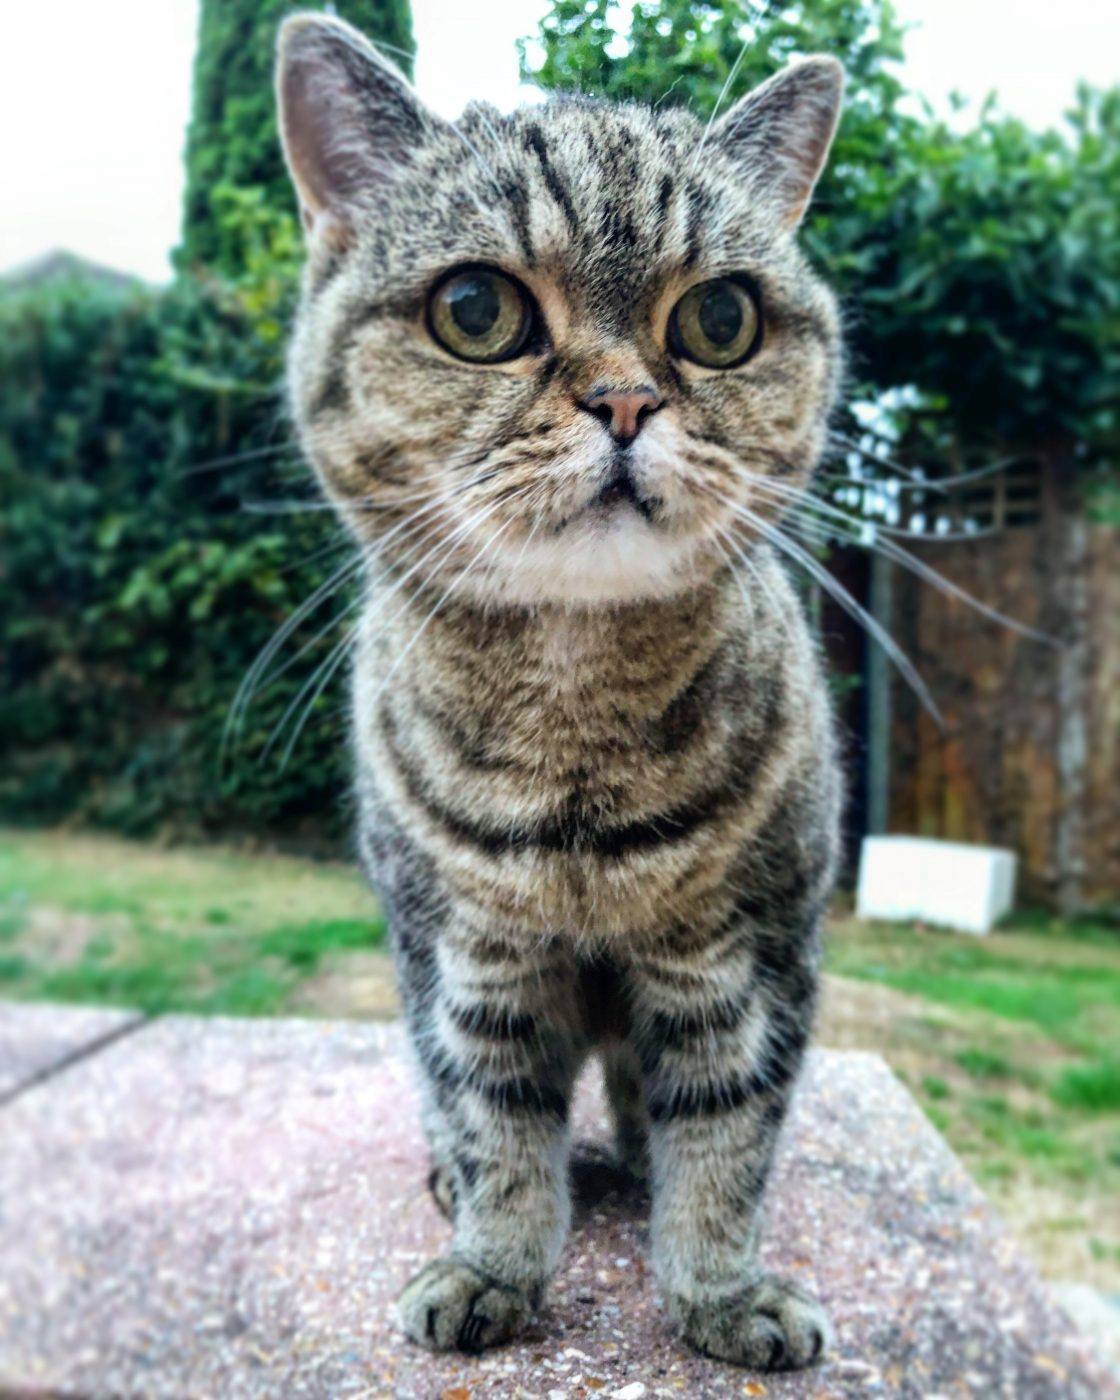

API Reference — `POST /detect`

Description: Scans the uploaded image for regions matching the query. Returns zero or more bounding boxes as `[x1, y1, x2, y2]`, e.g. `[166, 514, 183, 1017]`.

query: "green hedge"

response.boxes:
[0, 268, 352, 847]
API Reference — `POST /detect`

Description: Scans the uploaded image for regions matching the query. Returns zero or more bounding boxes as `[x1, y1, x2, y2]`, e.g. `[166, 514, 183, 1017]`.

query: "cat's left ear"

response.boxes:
[276, 13, 431, 244]
[713, 56, 844, 228]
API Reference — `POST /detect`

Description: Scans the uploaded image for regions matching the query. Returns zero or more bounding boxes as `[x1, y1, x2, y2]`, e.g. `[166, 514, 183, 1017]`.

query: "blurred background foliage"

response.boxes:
[180, 0, 414, 274]
[1, 0, 1117, 848]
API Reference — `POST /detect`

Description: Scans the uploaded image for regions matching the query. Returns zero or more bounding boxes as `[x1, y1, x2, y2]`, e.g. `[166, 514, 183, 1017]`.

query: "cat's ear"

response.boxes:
[713, 56, 844, 228]
[276, 13, 427, 242]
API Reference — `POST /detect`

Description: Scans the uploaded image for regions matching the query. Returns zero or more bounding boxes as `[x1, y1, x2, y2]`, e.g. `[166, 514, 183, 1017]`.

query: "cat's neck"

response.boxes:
[413, 575, 731, 682]
[358, 561, 794, 728]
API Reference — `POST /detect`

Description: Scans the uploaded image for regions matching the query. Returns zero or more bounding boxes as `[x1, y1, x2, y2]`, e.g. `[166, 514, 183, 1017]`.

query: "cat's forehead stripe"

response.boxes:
[522, 124, 581, 239]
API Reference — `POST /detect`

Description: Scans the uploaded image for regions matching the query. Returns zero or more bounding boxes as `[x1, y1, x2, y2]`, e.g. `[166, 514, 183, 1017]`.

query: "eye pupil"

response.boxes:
[698, 285, 743, 347]
[429, 266, 533, 363]
[448, 275, 500, 338]
[670, 277, 761, 368]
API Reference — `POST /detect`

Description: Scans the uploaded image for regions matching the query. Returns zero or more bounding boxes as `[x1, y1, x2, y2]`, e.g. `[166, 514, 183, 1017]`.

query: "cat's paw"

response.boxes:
[674, 1275, 829, 1370]
[398, 1256, 531, 1354]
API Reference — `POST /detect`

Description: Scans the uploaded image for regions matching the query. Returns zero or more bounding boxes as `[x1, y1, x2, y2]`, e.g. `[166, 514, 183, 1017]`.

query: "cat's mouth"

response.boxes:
[584, 457, 657, 524]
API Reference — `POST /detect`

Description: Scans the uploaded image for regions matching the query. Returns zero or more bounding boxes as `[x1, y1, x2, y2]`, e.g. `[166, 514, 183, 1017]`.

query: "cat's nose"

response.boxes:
[578, 385, 664, 447]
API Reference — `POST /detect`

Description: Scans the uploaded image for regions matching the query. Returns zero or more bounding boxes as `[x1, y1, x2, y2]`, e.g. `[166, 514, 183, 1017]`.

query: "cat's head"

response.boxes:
[277, 14, 843, 606]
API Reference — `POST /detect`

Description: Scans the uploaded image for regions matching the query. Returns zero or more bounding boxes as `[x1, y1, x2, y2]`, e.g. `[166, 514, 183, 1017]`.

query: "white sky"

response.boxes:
[1, 0, 1116, 283]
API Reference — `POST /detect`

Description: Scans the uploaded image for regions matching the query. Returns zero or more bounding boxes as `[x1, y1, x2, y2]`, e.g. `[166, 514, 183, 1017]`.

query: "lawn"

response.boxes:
[0, 829, 386, 1017]
[1, 828, 1117, 1287]
[820, 916, 1120, 1288]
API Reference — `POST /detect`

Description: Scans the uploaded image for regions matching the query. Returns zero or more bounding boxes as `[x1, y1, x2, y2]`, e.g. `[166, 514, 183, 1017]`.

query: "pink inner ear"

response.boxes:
[714, 58, 843, 229]
[279, 60, 335, 219]
[278, 15, 429, 234]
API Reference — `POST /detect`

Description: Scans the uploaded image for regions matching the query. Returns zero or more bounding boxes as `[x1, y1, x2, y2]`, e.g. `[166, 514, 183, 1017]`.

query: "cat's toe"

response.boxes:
[675, 1274, 829, 1371]
[398, 1256, 530, 1354]
[426, 1163, 458, 1221]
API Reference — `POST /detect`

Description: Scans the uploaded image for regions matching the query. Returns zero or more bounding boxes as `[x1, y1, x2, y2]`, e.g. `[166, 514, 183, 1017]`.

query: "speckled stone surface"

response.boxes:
[0, 1010, 1114, 1399]
[0, 1001, 140, 1101]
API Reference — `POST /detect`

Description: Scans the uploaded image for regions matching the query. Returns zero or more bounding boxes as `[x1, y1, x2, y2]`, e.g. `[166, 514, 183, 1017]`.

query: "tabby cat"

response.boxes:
[276, 12, 844, 1370]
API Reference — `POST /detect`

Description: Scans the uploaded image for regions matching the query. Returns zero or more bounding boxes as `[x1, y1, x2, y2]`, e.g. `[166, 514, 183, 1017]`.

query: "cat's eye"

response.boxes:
[668, 277, 762, 369]
[427, 266, 535, 364]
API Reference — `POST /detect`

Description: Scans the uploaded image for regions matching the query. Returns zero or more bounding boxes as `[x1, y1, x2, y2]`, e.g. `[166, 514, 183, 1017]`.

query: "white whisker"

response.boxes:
[692, 33, 750, 171]
[739, 471, 1055, 645]
[267, 488, 531, 767]
[707, 484, 942, 722]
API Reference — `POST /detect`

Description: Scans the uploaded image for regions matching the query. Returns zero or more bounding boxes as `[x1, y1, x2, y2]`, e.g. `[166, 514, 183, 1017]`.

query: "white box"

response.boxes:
[855, 836, 1017, 936]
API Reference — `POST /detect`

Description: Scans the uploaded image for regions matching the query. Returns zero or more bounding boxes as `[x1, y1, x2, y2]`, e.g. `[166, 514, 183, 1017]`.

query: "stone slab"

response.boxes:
[0, 1011, 1113, 1399]
[0, 1001, 141, 1102]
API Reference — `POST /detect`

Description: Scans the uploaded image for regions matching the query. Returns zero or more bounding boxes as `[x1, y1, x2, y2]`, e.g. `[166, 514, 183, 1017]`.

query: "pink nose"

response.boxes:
[579, 386, 664, 445]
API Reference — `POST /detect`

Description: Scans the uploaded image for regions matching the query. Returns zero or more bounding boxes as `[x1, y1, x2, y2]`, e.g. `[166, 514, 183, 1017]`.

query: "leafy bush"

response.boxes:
[0, 266, 352, 846]
[1, 0, 425, 845]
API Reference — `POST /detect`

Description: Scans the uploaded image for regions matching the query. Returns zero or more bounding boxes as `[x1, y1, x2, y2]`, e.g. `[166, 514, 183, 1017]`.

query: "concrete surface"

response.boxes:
[1053, 1282, 1120, 1377]
[0, 1001, 142, 1102]
[0, 1003, 1114, 1399]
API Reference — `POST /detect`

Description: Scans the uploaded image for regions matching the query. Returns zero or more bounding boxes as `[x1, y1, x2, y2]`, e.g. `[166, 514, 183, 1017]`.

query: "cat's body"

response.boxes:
[277, 13, 844, 1369]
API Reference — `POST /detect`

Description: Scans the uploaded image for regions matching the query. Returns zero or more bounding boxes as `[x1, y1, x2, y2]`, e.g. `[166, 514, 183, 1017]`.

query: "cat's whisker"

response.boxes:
[174, 441, 303, 479]
[356, 513, 521, 740]
[240, 498, 348, 515]
[706, 484, 941, 722]
[735, 470, 1055, 645]
[226, 549, 367, 746]
[271, 492, 525, 768]
[827, 432, 951, 493]
[267, 620, 360, 770]
[265, 487, 526, 767]
[711, 524, 787, 636]
[227, 453, 524, 757]
[709, 532, 758, 634]
[226, 489, 468, 755]
[231, 503, 455, 745]
[691, 34, 751, 171]
[240, 461, 506, 517]
[276, 534, 354, 579]
[443, 115, 505, 208]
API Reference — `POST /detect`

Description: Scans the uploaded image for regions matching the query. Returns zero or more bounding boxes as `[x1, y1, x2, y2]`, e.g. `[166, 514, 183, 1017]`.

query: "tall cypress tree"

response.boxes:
[180, 0, 414, 275]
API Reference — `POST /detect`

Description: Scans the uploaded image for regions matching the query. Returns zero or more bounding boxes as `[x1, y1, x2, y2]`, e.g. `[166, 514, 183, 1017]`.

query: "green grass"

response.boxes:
[0, 829, 383, 1016]
[1052, 1058, 1120, 1112]
[954, 1047, 1013, 1079]
[826, 918, 1120, 1053]
[825, 913, 1120, 1285]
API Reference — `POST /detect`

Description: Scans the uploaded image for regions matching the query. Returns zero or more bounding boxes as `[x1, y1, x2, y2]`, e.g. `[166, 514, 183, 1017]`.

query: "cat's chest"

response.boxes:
[401, 608, 719, 803]
[354, 588, 772, 938]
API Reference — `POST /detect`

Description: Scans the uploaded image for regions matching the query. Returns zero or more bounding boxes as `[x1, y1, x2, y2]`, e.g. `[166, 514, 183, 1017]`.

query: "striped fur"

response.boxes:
[278, 14, 844, 1370]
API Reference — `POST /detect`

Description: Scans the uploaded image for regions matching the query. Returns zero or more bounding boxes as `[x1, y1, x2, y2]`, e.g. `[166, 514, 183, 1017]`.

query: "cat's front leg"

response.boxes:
[396, 925, 582, 1354]
[630, 922, 828, 1371]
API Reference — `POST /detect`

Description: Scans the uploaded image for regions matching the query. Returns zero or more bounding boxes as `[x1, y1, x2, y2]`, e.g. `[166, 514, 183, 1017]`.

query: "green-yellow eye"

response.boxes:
[668, 277, 762, 368]
[427, 266, 534, 363]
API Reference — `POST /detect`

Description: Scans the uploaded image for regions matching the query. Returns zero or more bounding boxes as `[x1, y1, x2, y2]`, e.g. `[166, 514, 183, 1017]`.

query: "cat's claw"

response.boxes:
[398, 1256, 530, 1354]
[674, 1274, 830, 1370]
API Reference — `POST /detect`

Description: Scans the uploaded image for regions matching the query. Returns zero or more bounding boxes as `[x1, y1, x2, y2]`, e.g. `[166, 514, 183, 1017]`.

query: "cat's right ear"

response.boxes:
[276, 14, 426, 244]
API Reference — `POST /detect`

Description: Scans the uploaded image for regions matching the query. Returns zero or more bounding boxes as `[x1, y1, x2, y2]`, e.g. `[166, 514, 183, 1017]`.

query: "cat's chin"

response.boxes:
[464, 512, 709, 608]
